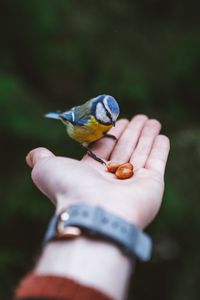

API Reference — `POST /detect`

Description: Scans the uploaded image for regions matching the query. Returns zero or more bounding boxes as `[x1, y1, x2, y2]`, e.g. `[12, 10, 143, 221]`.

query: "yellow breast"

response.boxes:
[66, 117, 112, 144]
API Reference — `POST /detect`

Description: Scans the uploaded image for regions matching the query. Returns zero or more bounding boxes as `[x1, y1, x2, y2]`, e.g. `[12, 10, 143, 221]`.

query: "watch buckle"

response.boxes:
[57, 211, 81, 238]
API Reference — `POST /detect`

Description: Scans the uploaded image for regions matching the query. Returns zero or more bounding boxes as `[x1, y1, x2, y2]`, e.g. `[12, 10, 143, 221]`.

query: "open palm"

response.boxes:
[27, 115, 170, 229]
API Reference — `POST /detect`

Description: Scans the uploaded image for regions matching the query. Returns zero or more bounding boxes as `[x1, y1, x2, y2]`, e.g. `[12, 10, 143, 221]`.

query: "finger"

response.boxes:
[26, 147, 55, 168]
[110, 114, 148, 162]
[82, 119, 129, 162]
[145, 135, 170, 175]
[130, 119, 161, 169]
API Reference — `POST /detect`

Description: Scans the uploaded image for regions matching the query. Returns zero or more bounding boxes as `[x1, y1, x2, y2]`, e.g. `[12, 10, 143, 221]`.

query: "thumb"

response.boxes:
[26, 147, 55, 168]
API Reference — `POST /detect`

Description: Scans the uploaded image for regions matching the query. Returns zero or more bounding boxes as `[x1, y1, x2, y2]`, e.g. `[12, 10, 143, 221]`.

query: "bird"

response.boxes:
[45, 94, 120, 164]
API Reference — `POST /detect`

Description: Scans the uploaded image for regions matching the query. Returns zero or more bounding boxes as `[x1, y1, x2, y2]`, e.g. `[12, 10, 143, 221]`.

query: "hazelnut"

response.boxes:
[119, 162, 134, 171]
[106, 162, 121, 173]
[115, 164, 134, 179]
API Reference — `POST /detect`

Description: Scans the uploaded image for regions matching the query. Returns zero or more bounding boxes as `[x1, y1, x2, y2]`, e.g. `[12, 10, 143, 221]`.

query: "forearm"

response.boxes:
[34, 237, 133, 300]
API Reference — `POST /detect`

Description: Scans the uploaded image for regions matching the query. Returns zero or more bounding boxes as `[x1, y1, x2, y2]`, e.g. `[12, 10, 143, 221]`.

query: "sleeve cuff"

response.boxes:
[15, 274, 113, 300]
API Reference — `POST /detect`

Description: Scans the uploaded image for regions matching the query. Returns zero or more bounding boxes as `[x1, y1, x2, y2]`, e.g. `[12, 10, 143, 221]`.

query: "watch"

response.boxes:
[44, 203, 152, 261]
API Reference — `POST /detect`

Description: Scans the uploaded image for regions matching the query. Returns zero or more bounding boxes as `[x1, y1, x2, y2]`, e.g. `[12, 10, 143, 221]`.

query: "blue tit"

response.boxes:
[45, 94, 120, 164]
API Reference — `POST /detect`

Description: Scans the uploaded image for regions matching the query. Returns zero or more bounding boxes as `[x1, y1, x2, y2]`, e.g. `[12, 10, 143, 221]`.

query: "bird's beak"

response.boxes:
[112, 120, 116, 127]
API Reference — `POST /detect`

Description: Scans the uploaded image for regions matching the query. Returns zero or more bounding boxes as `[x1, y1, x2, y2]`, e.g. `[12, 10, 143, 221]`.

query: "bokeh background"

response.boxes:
[0, 1, 200, 299]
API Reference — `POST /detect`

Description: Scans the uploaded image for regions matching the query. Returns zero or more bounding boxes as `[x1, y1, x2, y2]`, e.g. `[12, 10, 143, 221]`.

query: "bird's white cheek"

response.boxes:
[96, 102, 110, 123]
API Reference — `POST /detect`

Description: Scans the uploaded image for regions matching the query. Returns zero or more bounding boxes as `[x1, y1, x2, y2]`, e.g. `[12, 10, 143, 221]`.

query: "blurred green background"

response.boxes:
[0, 1, 199, 299]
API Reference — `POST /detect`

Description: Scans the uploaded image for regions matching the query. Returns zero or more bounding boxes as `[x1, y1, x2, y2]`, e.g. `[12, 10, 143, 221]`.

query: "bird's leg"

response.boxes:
[104, 133, 117, 140]
[87, 150, 106, 165]
[82, 145, 106, 165]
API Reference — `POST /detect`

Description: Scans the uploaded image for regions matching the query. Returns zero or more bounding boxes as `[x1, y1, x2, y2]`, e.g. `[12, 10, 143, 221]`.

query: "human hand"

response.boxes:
[26, 115, 170, 229]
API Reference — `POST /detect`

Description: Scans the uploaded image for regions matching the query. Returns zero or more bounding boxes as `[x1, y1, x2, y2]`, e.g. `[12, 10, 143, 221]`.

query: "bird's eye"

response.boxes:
[106, 110, 112, 122]
[102, 103, 113, 123]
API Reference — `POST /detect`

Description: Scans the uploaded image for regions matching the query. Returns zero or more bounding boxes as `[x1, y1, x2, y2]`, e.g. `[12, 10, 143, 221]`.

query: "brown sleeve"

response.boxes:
[14, 274, 113, 300]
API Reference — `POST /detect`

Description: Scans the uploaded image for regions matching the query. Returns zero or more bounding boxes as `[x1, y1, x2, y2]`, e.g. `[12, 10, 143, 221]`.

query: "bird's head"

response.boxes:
[92, 95, 120, 126]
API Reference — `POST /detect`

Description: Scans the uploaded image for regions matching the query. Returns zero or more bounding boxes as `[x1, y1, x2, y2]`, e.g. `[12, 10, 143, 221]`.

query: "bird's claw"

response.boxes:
[103, 133, 117, 140]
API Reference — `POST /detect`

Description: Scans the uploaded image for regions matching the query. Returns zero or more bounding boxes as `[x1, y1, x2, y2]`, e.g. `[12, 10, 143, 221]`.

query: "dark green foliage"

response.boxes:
[0, 1, 199, 299]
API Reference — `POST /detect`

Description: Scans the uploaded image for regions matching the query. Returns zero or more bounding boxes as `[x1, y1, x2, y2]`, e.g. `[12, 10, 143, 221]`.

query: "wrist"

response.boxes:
[35, 237, 133, 300]
[55, 192, 142, 229]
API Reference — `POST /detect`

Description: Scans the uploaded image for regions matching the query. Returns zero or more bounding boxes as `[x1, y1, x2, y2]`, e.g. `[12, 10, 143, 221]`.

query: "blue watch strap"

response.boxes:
[44, 203, 152, 261]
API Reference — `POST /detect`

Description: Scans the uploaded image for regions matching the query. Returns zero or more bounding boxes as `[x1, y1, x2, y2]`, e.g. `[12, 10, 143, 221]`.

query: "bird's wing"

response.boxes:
[72, 100, 93, 126]
[61, 98, 95, 126]
[60, 109, 76, 124]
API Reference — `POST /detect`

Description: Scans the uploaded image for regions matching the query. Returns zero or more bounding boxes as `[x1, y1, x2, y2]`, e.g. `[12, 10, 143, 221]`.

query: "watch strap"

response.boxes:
[44, 203, 152, 261]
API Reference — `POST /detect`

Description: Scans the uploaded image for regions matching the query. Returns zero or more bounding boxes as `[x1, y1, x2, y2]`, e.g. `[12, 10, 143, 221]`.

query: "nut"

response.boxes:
[115, 163, 134, 179]
[106, 161, 134, 179]
[119, 163, 134, 171]
[106, 162, 121, 173]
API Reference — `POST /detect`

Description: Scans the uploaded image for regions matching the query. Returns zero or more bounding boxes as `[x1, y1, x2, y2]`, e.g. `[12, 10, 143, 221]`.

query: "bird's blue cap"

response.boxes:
[92, 94, 120, 115]
[106, 95, 120, 114]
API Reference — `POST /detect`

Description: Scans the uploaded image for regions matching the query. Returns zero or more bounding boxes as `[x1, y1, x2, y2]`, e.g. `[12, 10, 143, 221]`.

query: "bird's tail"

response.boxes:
[45, 112, 60, 119]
